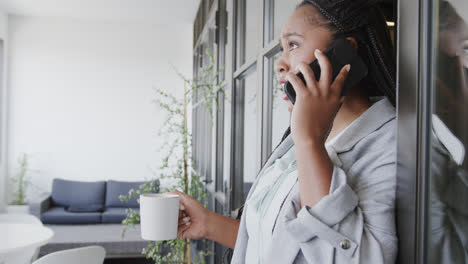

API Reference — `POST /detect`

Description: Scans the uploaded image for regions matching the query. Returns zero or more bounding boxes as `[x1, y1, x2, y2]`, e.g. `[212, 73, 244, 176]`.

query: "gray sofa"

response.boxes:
[30, 178, 162, 258]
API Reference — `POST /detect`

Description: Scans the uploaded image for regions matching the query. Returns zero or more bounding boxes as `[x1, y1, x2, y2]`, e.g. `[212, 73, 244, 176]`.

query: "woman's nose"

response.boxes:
[275, 54, 289, 74]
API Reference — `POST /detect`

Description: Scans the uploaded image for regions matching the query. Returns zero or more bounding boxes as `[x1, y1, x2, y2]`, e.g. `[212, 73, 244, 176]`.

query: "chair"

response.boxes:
[32, 246, 106, 264]
[0, 213, 43, 225]
[0, 214, 43, 263]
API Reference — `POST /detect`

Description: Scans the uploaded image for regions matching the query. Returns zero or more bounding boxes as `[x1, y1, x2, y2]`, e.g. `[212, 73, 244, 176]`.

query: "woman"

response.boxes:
[172, 0, 398, 263]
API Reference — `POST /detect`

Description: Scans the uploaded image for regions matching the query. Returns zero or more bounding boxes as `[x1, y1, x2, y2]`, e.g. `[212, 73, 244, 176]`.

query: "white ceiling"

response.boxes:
[0, 0, 201, 24]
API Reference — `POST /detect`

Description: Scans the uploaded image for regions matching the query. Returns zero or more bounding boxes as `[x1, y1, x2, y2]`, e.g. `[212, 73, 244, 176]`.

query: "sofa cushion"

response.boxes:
[101, 207, 139, 224]
[66, 204, 104, 213]
[51, 178, 106, 208]
[41, 207, 101, 224]
[105, 180, 158, 208]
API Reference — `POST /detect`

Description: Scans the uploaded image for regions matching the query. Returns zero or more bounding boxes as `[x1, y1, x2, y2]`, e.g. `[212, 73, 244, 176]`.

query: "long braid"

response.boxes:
[367, 26, 396, 104]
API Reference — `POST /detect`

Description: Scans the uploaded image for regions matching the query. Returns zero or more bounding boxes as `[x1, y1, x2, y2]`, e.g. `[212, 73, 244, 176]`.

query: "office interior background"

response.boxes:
[0, 0, 467, 263]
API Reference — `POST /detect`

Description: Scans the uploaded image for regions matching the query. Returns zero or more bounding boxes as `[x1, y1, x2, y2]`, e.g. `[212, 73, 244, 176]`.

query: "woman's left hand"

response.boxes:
[286, 49, 350, 146]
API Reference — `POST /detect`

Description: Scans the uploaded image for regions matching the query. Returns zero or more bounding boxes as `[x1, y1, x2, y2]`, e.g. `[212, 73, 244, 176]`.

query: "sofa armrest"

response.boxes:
[30, 192, 52, 219]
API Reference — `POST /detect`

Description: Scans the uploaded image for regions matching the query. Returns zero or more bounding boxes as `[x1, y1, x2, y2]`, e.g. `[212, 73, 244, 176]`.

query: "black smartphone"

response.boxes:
[283, 38, 368, 104]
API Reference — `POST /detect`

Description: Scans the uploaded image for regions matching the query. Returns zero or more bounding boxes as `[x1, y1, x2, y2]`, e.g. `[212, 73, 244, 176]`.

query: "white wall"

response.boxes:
[7, 15, 192, 200]
[0, 10, 8, 212]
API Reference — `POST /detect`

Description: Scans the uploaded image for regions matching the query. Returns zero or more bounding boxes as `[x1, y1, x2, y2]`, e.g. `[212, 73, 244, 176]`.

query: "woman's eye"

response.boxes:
[288, 42, 299, 51]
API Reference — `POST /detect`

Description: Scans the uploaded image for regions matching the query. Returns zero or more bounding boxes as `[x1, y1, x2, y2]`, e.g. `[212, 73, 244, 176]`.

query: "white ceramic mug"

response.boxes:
[140, 193, 179, 241]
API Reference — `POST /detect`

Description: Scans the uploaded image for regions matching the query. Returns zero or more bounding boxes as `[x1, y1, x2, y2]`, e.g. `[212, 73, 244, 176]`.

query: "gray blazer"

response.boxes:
[231, 98, 398, 263]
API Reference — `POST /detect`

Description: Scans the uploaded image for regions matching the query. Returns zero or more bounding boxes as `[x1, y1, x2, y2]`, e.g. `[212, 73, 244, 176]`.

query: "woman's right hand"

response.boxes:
[169, 190, 212, 240]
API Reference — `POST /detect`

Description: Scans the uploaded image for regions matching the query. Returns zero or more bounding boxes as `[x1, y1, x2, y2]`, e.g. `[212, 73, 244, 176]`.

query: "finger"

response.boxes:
[296, 62, 318, 92]
[178, 221, 191, 227]
[285, 72, 308, 96]
[178, 216, 191, 226]
[177, 228, 185, 239]
[177, 223, 191, 237]
[181, 224, 191, 240]
[314, 49, 333, 93]
[179, 210, 187, 219]
[169, 190, 187, 211]
[330, 64, 351, 97]
[179, 224, 191, 239]
[177, 226, 184, 237]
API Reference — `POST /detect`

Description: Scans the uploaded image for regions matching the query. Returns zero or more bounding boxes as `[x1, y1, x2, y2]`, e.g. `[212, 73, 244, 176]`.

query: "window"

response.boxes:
[233, 67, 258, 208]
[193, 0, 300, 214]
[265, 51, 290, 154]
[264, 0, 302, 45]
[236, 0, 261, 68]
[426, 1, 468, 263]
[192, 1, 398, 263]
[0, 39, 3, 165]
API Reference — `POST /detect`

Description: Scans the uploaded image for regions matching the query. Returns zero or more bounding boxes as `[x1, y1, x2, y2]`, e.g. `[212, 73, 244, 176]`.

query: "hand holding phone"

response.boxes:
[284, 38, 368, 104]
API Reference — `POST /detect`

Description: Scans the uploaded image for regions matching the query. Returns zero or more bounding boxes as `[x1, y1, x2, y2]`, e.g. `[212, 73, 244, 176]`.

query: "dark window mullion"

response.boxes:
[232, 78, 245, 210]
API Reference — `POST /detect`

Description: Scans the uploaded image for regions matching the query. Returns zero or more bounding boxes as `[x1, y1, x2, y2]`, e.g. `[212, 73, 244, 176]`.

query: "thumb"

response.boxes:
[168, 190, 187, 210]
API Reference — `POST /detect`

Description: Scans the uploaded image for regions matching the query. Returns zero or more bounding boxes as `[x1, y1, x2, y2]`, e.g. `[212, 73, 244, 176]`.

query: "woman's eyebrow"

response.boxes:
[279, 32, 303, 50]
[281, 32, 304, 39]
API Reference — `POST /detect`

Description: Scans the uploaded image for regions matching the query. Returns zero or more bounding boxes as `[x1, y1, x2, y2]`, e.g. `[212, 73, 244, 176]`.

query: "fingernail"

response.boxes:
[183, 217, 190, 222]
[185, 222, 191, 226]
[315, 49, 322, 55]
[180, 205, 185, 210]
[344, 64, 351, 72]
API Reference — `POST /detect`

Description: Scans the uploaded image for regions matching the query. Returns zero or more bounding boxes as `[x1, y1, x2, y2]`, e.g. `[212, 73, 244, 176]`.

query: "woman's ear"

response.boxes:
[346, 37, 359, 52]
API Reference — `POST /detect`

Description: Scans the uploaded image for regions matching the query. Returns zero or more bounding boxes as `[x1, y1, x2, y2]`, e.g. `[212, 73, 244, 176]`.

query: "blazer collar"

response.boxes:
[256, 97, 395, 192]
[331, 97, 396, 153]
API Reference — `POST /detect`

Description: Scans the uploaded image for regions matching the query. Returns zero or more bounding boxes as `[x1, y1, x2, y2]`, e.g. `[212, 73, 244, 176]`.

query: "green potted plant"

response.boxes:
[120, 49, 224, 264]
[7, 153, 31, 214]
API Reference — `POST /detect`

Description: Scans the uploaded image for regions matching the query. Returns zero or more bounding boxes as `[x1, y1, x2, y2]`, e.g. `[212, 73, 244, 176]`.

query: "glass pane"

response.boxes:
[0, 40, 4, 164]
[242, 0, 261, 65]
[219, 0, 228, 80]
[242, 71, 258, 200]
[428, 1, 468, 263]
[204, 106, 212, 182]
[214, 200, 228, 263]
[270, 53, 290, 149]
[223, 84, 232, 195]
[216, 93, 224, 193]
[271, 0, 301, 42]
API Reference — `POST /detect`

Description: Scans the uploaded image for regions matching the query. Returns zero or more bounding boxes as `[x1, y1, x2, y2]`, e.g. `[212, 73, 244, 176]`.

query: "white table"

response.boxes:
[0, 223, 54, 264]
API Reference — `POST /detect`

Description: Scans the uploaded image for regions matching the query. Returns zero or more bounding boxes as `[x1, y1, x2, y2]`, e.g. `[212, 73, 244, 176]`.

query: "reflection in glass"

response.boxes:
[429, 1, 468, 263]
[242, 71, 258, 200]
[270, 53, 290, 149]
